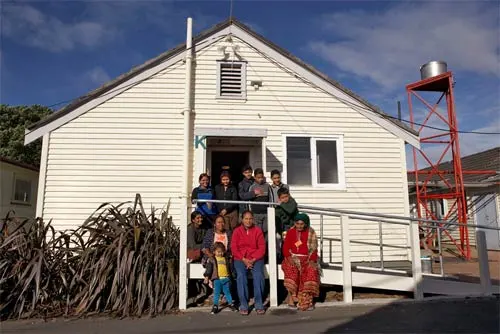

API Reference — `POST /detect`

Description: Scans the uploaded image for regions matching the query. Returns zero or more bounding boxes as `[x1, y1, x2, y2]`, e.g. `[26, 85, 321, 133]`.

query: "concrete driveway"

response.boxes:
[1, 297, 499, 334]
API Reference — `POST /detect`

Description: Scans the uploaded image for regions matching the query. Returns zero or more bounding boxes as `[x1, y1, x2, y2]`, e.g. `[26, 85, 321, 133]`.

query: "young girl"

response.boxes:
[203, 242, 237, 314]
[191, 173, 217, 224]
[214, 171, 239, 230]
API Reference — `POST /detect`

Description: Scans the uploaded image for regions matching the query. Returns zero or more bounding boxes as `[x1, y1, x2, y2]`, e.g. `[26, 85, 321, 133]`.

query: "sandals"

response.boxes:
[239, 309, 249, 316]
[256, 309, 266, 315]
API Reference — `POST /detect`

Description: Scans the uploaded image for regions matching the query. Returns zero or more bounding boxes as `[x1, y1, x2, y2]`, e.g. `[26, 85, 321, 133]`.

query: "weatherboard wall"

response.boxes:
[42, 35, 411, 263]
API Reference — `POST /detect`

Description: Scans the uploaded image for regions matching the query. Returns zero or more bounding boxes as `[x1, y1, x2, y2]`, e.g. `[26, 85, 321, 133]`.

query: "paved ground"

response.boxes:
[1, 297, 499, 334]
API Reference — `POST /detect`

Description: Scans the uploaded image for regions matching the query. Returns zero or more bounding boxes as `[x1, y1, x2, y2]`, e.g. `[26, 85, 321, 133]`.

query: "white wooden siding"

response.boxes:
[43, 34, 410, 262]
[44, 61, 187, 231]
[191, 37, 409, 262]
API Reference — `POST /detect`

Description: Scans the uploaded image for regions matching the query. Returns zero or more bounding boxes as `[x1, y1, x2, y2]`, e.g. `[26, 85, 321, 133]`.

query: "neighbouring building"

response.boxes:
[408, 146, 500, 250]
[0, 156, 39, 219]
[24, 18, 420, 263]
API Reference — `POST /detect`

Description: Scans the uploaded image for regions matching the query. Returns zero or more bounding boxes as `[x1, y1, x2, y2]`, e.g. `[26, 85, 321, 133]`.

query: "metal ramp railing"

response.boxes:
[179, 199, 499, 310]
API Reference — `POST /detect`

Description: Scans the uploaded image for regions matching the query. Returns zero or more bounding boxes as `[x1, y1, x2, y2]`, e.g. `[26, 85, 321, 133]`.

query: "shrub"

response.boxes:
[0, 194, 179, 319]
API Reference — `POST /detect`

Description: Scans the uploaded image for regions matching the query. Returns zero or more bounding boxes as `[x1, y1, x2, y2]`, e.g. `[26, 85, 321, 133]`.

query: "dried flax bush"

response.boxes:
[0, 194, 180, 319]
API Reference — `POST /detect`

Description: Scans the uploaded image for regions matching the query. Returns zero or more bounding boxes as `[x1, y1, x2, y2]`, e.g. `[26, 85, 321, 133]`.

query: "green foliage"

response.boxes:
[0, 104, 52, 166]
[0, 194, 179, 319]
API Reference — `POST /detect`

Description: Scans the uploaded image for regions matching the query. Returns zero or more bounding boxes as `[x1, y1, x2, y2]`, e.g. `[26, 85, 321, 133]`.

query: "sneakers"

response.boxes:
[211, 305, 218, 314]
[227, 303, 238, 312]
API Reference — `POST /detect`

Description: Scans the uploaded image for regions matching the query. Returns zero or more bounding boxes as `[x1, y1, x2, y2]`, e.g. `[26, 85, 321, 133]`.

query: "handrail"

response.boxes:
[193, 199, 500, 231]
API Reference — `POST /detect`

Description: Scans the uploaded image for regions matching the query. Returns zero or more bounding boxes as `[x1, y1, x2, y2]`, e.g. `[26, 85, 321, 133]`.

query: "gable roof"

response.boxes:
[407, 146, 500, 187]
[25, 18, 419, 146]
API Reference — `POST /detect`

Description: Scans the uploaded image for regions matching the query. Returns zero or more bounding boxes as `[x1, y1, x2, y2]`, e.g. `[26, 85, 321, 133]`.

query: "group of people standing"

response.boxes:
[186, 165, 321, 315]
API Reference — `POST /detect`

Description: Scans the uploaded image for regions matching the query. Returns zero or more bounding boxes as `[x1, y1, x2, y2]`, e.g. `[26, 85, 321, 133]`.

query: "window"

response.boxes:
[284, 135, 345, 188]
[216, 61, 246, 99]
[13, 177, 32, 204]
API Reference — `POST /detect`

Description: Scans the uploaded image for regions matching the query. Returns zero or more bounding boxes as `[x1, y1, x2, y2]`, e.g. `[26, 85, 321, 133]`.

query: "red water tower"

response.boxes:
[406, 61, 470, 259]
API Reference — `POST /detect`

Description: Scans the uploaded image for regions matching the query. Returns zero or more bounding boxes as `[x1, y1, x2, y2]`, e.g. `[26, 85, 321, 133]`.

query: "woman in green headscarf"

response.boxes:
[281, 212, 320, 311]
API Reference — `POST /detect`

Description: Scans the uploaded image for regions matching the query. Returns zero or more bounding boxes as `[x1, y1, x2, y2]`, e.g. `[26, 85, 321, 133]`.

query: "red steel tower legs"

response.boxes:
[406, 72, 470, 259]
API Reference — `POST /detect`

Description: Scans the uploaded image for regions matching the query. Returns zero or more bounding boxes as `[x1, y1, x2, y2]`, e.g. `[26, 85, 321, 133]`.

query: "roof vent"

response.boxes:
[218, 62, 246, 98]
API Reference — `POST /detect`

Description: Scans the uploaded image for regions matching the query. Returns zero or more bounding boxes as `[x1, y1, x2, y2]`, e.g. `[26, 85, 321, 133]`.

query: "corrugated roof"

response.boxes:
[408, 146, 500, 186]
[0, 156, 40, 172]
[27, 18, 417, 137]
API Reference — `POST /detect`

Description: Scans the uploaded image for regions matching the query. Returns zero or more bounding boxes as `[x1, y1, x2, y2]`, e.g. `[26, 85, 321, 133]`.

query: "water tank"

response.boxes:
[420, 61, 447, 80]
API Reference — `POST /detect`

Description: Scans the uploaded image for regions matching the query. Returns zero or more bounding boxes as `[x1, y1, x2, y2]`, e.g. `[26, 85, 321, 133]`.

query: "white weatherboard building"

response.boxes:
[25, 19, 420, 266]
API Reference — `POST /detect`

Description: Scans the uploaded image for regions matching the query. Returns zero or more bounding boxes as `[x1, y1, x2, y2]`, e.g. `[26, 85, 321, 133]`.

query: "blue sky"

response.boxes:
[2, 0, 499, 162]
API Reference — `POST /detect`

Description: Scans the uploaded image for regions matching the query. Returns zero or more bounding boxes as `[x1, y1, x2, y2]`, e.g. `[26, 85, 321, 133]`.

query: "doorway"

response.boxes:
[210, 151, 250, 186]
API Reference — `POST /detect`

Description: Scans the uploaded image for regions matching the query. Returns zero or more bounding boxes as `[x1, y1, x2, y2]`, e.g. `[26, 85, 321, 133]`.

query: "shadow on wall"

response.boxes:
[265, 148, 282, 175]
[321, 296, 500, 333]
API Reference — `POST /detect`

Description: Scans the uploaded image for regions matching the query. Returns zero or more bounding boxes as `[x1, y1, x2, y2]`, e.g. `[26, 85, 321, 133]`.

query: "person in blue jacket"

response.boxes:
[192, 173, 217, 225]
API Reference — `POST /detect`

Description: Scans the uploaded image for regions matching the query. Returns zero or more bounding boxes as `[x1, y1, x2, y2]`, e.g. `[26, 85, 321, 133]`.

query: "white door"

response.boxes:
[474, 194, 500, 250]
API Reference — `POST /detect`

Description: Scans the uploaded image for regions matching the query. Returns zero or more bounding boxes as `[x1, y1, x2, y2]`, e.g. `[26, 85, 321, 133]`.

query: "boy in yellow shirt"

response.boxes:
[204, 242, 237, 314]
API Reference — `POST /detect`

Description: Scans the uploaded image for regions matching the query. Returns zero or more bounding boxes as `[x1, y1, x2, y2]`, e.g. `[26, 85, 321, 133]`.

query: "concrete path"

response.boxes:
[1, 297, 499, 334]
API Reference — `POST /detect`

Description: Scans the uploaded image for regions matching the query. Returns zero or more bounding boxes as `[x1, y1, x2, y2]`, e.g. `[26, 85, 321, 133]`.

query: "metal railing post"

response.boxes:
[340, 214, 352, 303]
[409, 219, 423, 300]
[378, 221, 384, 271]
[267, 206, 279, 307]
[436, 225, 444, 276]
[320, 214, 324, 260]
[476, 230, 493, 296]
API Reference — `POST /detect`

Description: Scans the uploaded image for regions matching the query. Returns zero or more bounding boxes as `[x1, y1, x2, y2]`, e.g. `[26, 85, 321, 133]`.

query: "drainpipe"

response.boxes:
[179, 17, 193, 311]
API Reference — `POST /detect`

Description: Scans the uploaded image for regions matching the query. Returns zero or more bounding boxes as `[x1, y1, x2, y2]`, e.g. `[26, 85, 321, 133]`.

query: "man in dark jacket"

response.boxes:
[214, 171, 239, 230]
[238, 165, 255, 214]
[249, 168, 272, 237]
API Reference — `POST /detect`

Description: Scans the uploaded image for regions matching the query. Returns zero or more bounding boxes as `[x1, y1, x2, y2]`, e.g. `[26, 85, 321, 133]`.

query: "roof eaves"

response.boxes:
[28, 17, 417, 138]
[27, 19, 233, 132]
[0, 156, 40, 172]
[231, 20, 419, 137]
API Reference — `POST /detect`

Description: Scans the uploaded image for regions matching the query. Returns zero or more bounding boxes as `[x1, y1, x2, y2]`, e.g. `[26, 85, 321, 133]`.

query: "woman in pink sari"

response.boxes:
[281, 212, 320, 311]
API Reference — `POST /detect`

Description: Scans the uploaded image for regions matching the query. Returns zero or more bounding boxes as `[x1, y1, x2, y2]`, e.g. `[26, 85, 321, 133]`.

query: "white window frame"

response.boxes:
[216, 61, 247, 100]
[282, 134, 346, 190]
[11, 174, 32, 205]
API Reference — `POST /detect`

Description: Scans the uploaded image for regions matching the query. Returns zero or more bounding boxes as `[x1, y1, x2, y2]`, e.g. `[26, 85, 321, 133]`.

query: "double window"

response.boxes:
[284, 135, 345, 189]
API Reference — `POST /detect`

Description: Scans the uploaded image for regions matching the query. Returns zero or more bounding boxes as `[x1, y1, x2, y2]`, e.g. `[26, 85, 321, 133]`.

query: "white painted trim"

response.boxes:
[282, 133, 346, 190]
[311, 136, 346, 189]
[24, 28, 232, 145]
[194, 143, 207, 179]
[194, 127, 267, 137]
[230, 26, 420, 148]
[400, 140, 412, 261]
[35, 133, 49, 218]
[261, 137, 267, 177]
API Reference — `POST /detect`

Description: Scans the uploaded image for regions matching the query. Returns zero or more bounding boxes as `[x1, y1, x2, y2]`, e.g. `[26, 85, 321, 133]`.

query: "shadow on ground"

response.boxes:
[322, 296, 500, 333]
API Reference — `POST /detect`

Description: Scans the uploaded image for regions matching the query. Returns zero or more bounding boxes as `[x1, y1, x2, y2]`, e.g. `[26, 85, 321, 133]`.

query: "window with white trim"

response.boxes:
[216, 61, 246, 99]
[285, 136, 345, 188]
[12, 176, 32, 204]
